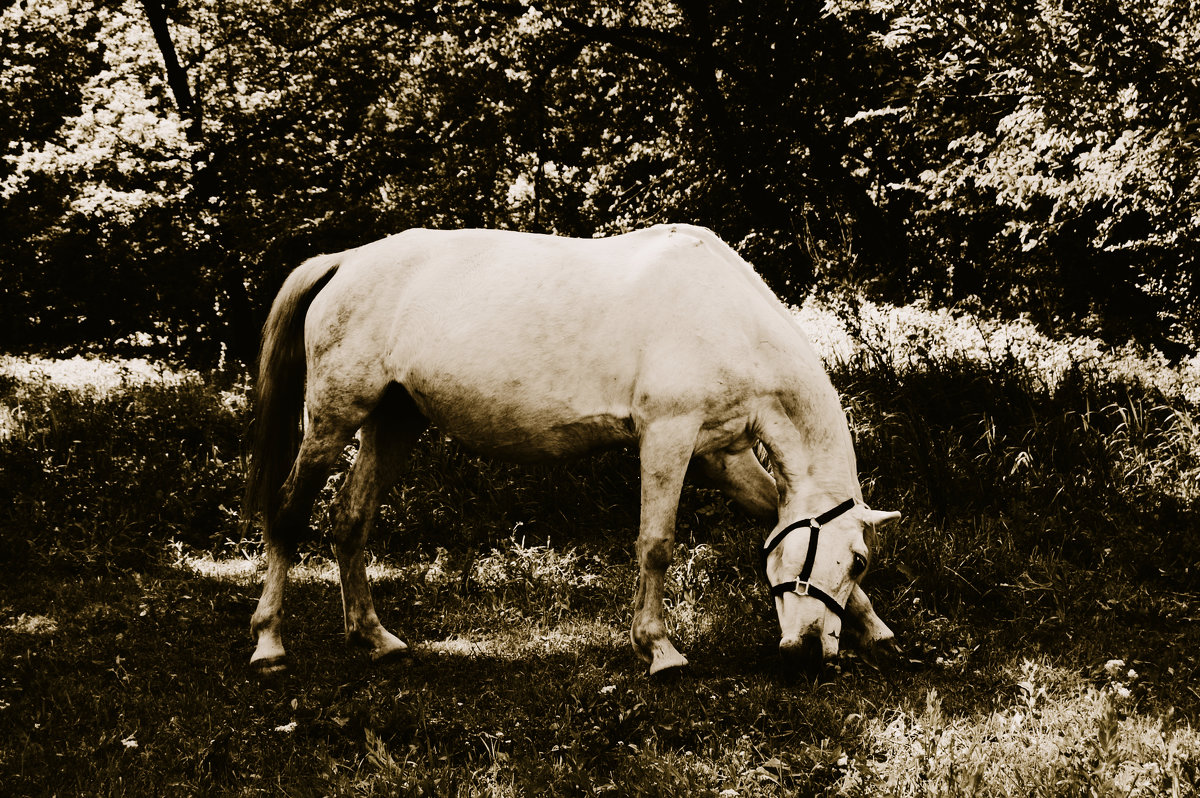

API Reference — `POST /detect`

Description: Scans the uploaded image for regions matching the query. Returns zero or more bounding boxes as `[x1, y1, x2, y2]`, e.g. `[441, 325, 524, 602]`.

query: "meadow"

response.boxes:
[1, 300, 1199, 796]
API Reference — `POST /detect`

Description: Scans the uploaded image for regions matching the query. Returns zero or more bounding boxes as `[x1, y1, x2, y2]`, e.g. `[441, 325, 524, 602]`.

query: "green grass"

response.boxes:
[1, 304, 1199, 796]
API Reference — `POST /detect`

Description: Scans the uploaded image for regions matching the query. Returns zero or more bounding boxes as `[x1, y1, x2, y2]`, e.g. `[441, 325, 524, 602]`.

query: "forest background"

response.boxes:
[4, 0, 1199, 366]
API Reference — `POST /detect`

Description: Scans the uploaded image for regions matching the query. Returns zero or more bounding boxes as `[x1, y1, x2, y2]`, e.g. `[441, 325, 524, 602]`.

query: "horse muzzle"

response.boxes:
[779, 629, 832, 674]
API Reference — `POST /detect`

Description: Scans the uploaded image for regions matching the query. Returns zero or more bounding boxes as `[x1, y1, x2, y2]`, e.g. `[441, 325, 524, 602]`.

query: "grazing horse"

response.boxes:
[244, 224, 901, 675]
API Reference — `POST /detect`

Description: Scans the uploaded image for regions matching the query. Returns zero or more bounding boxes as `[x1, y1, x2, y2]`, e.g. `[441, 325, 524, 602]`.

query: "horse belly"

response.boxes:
[403, 371, 638, 462]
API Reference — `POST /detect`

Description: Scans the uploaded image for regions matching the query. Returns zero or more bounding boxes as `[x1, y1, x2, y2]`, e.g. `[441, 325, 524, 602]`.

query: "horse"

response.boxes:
[243, 224, 901, 675]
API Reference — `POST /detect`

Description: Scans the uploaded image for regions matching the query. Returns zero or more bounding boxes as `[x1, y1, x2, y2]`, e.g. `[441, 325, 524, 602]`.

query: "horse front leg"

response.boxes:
[841, 585, 901, 663]
[631, 416, 699, 675]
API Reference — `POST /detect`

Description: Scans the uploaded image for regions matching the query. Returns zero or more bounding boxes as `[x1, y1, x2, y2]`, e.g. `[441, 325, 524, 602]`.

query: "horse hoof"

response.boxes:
[861, 636, 902, 668]
[371, 641, 410, 663]
[648, 652, 689, 676]
[252, 655, 288, 676]
[349, 627, 410, 663]
[652, 657, 691, 676]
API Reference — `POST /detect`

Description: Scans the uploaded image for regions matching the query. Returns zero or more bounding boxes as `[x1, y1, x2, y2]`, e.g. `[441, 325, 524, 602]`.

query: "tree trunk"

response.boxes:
[140, 0, 201, 142]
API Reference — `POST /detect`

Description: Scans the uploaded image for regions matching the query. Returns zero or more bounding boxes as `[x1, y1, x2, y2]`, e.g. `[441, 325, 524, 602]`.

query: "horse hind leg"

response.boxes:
[330, 384, 427, 662]
[250, 413, 361, 672]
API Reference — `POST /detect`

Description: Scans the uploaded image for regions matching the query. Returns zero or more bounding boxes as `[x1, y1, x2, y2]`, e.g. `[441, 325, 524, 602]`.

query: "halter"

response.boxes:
[760, 498, 857, 619]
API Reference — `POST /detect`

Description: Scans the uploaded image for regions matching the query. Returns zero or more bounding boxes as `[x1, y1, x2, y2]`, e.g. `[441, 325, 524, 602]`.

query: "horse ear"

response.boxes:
[861, 508, 901, 528]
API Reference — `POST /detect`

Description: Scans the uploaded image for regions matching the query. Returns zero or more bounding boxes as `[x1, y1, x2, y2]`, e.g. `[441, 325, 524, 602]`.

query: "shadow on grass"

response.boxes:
[3, 537, 1200, 796]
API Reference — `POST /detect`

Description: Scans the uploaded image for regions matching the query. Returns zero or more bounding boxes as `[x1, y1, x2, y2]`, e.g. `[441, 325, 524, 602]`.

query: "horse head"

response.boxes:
[763, 501, 901, 672]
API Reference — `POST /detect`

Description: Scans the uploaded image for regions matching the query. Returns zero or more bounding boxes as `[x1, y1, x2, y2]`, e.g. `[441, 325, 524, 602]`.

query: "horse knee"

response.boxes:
[637, 536, 673, 571]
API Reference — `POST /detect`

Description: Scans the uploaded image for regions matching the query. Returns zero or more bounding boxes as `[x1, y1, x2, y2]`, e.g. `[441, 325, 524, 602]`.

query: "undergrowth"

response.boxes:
[1, 302, 1198, 795]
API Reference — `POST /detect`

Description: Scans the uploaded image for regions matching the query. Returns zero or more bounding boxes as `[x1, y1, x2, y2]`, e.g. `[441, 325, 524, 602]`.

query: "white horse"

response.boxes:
[244, 224, 901, 675]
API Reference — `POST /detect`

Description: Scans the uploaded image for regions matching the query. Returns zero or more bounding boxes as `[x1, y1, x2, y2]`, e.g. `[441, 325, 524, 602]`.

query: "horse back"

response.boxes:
[302, 226, 818, 459]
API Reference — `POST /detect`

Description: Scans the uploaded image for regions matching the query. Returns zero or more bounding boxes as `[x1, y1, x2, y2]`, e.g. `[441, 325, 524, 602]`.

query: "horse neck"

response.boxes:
[771, 385, 863, 520]
[776, 448, 861, 521]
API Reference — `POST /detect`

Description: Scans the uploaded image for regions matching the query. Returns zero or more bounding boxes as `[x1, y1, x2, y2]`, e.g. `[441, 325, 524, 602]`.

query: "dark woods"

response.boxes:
[3, 0, 1198, 363]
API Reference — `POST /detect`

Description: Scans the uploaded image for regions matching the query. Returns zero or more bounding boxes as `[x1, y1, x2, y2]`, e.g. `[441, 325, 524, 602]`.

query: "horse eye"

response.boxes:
[850, 552, 868, 579]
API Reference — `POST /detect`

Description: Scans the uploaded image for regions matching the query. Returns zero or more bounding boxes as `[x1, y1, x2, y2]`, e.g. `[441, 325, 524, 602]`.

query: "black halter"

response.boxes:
[761, 498, 857, 619]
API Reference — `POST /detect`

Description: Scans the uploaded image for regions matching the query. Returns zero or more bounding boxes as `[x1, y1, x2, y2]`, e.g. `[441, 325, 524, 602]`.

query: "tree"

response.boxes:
[3, 0, 1195, 360]
[826, 0, 1200, 352]
[1, 1, 201, 354]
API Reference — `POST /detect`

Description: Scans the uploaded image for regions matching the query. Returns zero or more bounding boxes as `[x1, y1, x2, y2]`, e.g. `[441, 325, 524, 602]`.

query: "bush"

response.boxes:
[0, 360, 245, 571]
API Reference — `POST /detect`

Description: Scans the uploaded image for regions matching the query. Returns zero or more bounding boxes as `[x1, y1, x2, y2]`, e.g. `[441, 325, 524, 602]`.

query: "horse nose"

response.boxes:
[779, 634, 825, 674]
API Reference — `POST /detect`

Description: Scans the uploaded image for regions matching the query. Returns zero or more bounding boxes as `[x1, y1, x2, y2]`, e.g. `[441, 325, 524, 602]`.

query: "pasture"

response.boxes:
[1, 301, 1199, 796]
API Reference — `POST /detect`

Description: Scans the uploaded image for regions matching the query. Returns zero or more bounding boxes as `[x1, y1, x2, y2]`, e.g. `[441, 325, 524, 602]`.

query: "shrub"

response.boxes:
[0, 358, 245, 571]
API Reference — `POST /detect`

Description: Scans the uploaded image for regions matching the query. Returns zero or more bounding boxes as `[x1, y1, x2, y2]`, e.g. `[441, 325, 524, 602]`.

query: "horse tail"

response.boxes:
[243, 253, 342, 531]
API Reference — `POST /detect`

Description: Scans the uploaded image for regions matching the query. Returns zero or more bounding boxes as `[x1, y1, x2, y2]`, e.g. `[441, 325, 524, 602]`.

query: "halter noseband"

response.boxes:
[761, 498, 857, 619]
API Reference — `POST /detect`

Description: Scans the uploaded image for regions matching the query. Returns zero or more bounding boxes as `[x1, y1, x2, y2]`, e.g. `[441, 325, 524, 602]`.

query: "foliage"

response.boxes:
[0, 357, 245, 570]
[5, 1, 1194, 361]
[827, 0, 1200, 352]
[802, 296, 1200, 520]
[1, 1, 203, 354]
[841, 660, 1200, 796]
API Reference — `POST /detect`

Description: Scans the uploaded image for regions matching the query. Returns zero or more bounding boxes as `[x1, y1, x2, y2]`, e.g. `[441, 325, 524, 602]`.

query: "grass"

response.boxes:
[1, 302, 1199, 795]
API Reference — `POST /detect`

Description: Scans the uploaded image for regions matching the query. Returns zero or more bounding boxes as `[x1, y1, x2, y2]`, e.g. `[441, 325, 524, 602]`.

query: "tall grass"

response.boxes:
[794, 299, 1200, 650]
[1, 303, 1198, 795]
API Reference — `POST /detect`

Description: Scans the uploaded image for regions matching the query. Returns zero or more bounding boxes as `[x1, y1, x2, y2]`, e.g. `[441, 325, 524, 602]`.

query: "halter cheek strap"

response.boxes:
[761, 498, 857, 619]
